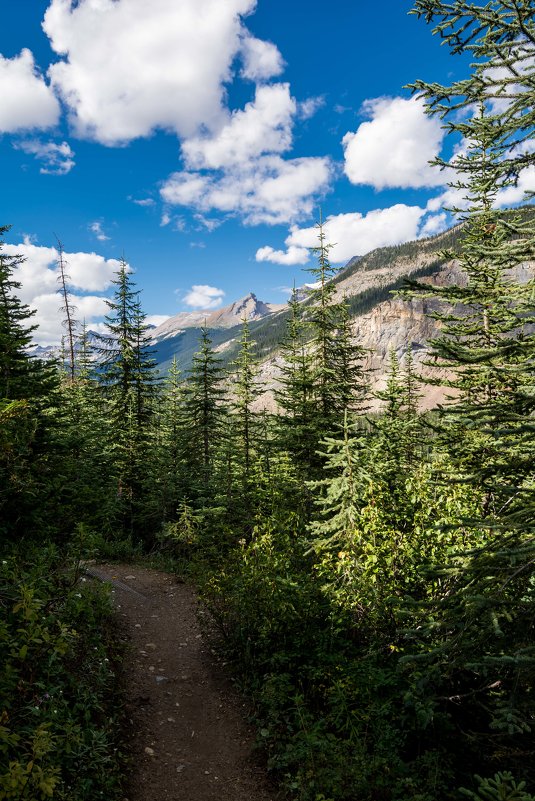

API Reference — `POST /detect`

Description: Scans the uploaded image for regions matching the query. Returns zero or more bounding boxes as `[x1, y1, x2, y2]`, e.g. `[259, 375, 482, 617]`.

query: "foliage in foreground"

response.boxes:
[0, 546, 124, 801]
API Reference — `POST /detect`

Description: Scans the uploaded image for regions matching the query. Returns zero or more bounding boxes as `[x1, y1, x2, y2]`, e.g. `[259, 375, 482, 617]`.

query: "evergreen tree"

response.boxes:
[309, 411, 364, 546]
[306, 219, 368, 438]
[231, 317, 262, 482]
[397, 4, 535, 784]
[156, 357, 188, 522]
[0, 226, 60, 540]
[276, 284, 317, 483]
[278, 225, 368, 486]
[99, 259, 159, 540]
[220, 316, 266, 532]
[77, 319, 94, 378]
[411, 0, 534, 189]
[306, 217, 344, 425]
[404, 108, 535, 523]
[333, 296, 368, 417]
[182, 326, 227, 500]
[0, 227, 57, 401]
[54, 362, 119, 535]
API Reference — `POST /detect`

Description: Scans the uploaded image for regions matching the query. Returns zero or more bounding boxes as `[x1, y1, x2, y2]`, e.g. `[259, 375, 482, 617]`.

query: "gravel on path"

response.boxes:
[91, 563, 277, 801]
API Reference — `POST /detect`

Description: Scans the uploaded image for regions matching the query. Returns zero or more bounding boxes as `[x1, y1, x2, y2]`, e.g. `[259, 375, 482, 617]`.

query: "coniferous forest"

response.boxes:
[1, 2, 535, 800]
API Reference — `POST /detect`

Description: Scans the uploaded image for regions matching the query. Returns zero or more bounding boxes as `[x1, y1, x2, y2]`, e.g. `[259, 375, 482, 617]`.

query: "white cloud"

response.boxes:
[181, 83, 296, 170]
[1, 239, 126, 344]
[43, 0, 257, 145]
[162, 174, 210, 206]
[89, 221, 110, 241]
[0, 49, 60, 133]
[131, 197, 155, 207]
[194, 215, 222, 232]
[3, 239, 121, 299]
[183, 284, 225, 309]
[342, 96, 446, 189]
[256, 244, 310, 265]
[257, 204, 427, 265]
[162, 155, 332, 226]
[418, 212, 448, 238]
[162, 81, 332, 225]
[173, 217, 187, 232]
[240, 34, 285, 82]
[13, 139, 75, 174]
[298, 96, 325, 120]
[28, 292, 109, 345]
[494, 165, 535, 208]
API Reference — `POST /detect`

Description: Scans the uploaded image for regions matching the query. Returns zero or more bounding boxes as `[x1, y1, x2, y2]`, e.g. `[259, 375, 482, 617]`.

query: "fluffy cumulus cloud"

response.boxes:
[0, 49, 60, 133]
[182, 83, 296, 170]
[256, 244, 311, 266]
[418, 212, 448, 238]
[2, 239, 123, 344]
[13, 139, 75, 174]
[42, 0, 258, 144]
[257, 204, 428, 265]
[29, 292, 109, 344]
[162, 82, 333, 225]
[240, 34, 285, 82]
[162, 155, 332, 226]
[183, 284, 225, 309]
[342, 96, 446, 190]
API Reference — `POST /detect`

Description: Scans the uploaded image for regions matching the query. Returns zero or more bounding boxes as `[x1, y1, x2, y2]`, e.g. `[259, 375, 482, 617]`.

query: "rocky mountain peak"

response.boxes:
[150, 292, 285, 341]
[221, 292, 273, 322]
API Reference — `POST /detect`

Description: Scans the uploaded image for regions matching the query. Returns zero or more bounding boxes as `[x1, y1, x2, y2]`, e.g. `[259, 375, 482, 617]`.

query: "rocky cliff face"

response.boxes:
[254, 240, 534, 412]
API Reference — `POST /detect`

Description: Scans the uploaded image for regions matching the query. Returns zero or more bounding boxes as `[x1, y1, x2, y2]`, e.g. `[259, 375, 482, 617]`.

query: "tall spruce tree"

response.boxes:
[406, 91, 535, 524]
[396, 4, 535, 785]
[276, 284, 317, 480]
[306, 217, 344, 426]
[307, 219, 368, 430]
[333, 296, 368, 417]
[182, 326, 227, 501]
[227, 316, 263, 529]
[156, 357, 188, 522]
[0, 227, 57, 401]
[231, 317, 262, 475]
[279, 221, 369, 484]
[411, 0, 534, 188]
[100, 259, 159, 540]
[0, 226, 59, 539]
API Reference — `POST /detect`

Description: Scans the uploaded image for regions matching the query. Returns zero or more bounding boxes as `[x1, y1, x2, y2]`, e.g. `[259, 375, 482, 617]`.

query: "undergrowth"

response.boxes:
[0, 544, 125, 801]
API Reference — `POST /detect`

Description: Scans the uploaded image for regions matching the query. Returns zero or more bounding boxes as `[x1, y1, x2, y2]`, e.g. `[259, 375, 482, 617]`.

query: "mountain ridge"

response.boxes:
[150, 292, 285, 341]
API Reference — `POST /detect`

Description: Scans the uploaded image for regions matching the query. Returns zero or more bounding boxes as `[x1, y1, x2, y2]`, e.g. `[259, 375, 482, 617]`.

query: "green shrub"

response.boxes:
[0, 547, 124, 800]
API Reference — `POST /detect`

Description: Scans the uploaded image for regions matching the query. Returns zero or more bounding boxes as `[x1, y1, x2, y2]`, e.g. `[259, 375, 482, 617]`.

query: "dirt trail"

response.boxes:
[90, 563, 277, 801]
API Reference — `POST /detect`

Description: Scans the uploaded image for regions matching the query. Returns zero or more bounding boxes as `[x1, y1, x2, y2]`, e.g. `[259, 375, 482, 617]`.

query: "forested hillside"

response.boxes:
[150, 224, 466, 377]
[1, 2, 535, 801]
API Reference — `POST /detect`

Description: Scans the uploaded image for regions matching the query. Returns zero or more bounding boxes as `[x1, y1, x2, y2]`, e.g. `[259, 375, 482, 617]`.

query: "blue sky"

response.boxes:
[0, 0, 529, 343]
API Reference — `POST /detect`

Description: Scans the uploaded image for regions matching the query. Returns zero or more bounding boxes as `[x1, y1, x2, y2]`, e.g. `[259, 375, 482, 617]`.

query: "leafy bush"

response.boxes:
[0, 547, 124, 800]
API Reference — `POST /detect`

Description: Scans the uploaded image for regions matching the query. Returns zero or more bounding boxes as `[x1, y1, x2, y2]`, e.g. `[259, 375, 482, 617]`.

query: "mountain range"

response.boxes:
[150, 223, 465, 408]
[30, 214, 534, 410]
